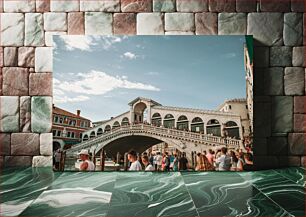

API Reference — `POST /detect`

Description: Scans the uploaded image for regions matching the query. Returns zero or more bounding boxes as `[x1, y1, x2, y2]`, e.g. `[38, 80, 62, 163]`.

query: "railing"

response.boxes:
[67, 124, 242, 154]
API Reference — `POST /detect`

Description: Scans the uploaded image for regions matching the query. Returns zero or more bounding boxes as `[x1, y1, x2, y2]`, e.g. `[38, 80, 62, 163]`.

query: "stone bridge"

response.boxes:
[66, 124, 243, 158]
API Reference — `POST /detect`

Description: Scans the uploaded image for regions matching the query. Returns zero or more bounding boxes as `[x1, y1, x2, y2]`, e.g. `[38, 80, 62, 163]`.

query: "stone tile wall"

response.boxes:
[0, 0, 305, 169]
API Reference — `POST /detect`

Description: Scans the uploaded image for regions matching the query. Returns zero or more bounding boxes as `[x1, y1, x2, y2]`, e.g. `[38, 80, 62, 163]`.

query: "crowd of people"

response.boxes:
[127, 147, 253, 172]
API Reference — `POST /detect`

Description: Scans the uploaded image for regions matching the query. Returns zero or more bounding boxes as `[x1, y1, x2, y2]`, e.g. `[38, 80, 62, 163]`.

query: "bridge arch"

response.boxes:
[83, 134, 89, 141]
[97, 128, 103, 136]
[177, 115, 189, 131]
[104, 125, 111, 132]
[90, 131, 96, 139]
[121, 117, 129, 126]
[151, 113, 162, 127]
[94, 133, 187, 159]
[163, 114, 175, 128]
[224, 121, 240, 139]
[206, 119, 221, 136]
[191, 117, 204, 133]
[112, 121, 120, 129]
[133, 102, 148, 123]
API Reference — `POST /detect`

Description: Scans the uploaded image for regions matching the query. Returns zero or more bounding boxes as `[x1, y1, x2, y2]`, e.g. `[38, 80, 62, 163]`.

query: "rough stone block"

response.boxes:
[153, 0, 175, 12]
[294, 96, 305, 114]
[137, 13, 164, 35]
[253, 67, 265, 96]
[0, 96, 19, 132]
[3, 0, 35, 12]
[35, 47, 53, 72]
[252, 137, 268, 156]
[36, 0, 50, 12]
[68, 12, 85, 35]
[292, 47, 305, 67]
[218, 13, 247, 35]
[284, 13, 303, 46]
[2, 67, 29, 96]
[40, 133, 53, 155]
[0, 133, 11, 155]
[253, 156, 279, 170]
[80, 0, 120, 12]
[254, 47, 269, 67]
[0, 68, 2, 95]
[31, 96, 52, 133]
[165, 13, 195, 31]
[29, 73, 52, 96]
[264, 67, 284, 95]
[208, 0, 236, 12]
[32, 156, 53, 167]
[236, 0, 256, 12]
[0, 47, 3, 67]
[85, 12, 113, 35]
[301, 156, 306, 167]
[268, 136, 288, 156]
[165, 31, 195, 35]
[294, 114, 306, 132]
[11, 133, 39, 155]
[195, 12, 217, 35]
[45, 32, 67, 47]
[121, 0, 152, 12]
[51, 0, 79, 12]
[260, 0, 290, 12]
[44, 12, 67, 31]
[20, 96, 31, 132]
[270, 46, 292, 67]
[284, 67, 305, 95]
[114, 13, 136, 35]
[291, 0, 305, 12]
[4, 156, 32, 167]
[272, 96, 293, 133]
[288, 133, 305, 155]
[4, 47, 18, 66]
[247, 13, 283, 46]
[25, 13, 44, 46]
[278, 156, 301, 167]
[253, 101, 271, 137]
[0, 13, 25, 46]
[177, 0, 208, 12]
[18, 47, 35, 67]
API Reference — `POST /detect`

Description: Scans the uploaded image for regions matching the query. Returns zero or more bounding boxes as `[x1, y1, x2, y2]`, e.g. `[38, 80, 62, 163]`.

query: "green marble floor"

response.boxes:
[0, 167, 305, 217]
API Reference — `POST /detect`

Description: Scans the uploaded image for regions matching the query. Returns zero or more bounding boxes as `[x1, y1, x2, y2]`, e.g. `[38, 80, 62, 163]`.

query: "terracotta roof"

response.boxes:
[53, 106, 91, 121]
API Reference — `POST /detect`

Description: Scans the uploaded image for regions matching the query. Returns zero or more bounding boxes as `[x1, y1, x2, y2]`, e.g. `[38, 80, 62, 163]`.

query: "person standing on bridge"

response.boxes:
[128, 150, 142, 171]
[142, 155, 154, 171]
[78, 149, 95, 171]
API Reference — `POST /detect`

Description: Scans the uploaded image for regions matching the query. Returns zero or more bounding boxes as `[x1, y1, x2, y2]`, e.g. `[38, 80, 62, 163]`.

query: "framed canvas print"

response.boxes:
[51, 35, 253, 172]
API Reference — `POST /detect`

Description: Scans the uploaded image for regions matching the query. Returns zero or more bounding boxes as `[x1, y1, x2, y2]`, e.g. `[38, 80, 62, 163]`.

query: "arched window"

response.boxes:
[97, 128, 103, 136]
[163, 114, 175, 128]
[104, 125, 111, 132]
[191, 117, 204, 133]
[90, 131, 96, 139]
[83, 134, 89, 141]
[121, 117, 129, 126]
[206, 119, 221, 136]
[152, 113, 162, 127]
[112, 121, 120, 129]
[177, 115, 189, 131]
[224, 121, 240, 139]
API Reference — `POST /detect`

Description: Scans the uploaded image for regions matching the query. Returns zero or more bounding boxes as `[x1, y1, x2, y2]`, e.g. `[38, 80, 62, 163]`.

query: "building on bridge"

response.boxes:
[52, 105, 92, 150]
[81, 97, 249, 143]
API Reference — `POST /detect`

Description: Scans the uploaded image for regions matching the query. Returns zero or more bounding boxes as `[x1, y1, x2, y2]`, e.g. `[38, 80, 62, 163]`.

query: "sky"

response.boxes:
[53, 35, 247, 122]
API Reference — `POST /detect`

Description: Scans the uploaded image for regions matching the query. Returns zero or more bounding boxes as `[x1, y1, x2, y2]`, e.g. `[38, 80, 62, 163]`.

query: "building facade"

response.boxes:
[52, 105, 92, 150]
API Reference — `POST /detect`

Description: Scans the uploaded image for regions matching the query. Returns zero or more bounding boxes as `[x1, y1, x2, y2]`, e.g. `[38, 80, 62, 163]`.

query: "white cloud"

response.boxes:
[58, 35, 125, 52]
[146, 71, 160, 76]
[222, 52, 237, 59]
[53, 70, 160, 103]
[59, 35, 96, 51]
[121, 52, 137, 60]
[53, 95, 90, 104]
